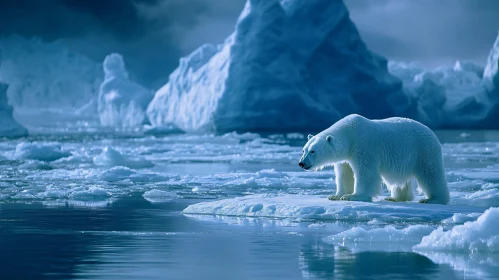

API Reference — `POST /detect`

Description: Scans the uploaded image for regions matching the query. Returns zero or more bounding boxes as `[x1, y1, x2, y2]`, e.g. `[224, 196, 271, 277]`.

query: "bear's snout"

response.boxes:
[298, 162, 305, 168]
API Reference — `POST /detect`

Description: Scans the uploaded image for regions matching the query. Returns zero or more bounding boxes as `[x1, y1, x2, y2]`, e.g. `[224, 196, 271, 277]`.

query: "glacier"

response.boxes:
[147, 0, 413, 133]
[98, 53, 153, 128]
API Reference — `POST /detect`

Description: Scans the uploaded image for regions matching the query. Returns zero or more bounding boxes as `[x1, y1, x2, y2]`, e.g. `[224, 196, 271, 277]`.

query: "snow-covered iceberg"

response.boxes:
[0, 82, 28, 138]
[98, 53, 153, 128]
[147, 0, 413, 132]
[389, 31, 499, 128]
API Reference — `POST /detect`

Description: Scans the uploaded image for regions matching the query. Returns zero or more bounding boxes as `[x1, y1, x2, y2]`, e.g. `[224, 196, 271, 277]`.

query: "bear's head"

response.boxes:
[298, 133, 349, 171]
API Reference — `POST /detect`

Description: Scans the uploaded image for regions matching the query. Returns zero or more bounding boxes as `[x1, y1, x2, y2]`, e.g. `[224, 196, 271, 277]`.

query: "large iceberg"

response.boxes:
[389, 31, 499, 128]
[147, 0, 413, 132]
[98, 53, 153, 128]
[0, 82, 28, 138]
[0, 36, 102, 127]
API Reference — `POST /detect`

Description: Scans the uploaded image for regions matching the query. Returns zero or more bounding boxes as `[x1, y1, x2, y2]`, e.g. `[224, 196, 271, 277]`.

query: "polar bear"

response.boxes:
[298, 114, 449, 204]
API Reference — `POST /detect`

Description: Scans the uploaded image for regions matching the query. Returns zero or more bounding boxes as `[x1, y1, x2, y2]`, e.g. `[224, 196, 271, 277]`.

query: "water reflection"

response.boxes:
[1, 196, 499, 279]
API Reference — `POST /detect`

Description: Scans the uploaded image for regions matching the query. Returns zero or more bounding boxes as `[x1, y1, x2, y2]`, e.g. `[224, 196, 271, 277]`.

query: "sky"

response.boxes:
[0, 0, 498, 87]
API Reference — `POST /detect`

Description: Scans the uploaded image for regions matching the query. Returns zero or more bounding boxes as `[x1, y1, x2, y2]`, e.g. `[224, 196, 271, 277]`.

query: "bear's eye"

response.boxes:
[311, 151, 315, 154]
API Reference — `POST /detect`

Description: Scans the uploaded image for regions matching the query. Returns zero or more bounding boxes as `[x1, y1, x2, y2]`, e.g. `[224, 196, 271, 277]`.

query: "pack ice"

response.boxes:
[147, 0, 412, 132]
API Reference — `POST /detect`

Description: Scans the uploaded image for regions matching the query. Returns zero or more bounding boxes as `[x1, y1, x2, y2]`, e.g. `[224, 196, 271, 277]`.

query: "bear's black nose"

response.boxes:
[299, 162, 305, 168]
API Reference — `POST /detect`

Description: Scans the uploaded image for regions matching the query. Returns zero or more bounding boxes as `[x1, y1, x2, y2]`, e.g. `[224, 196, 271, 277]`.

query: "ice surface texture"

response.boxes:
[98, 53, 153, 128]
[147, 0, 412, 132]
[182, 194, 484, 223]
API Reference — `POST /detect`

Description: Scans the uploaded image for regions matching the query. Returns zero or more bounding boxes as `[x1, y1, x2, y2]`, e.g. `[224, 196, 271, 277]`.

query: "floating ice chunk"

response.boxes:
[93, 146, 153, 169]
[0, 81, 28, 138]
[143, 190, 177, 203]
[15, 142, 71, 162]
[68, 186, 111, 201]
[98, 166, 136, 182]
[414, 207, 499, 252]
[182, 194, 484, 223]
[327, 225, 434, 252]
[98, 53, 153, 128]
[97, 166, 169, 183]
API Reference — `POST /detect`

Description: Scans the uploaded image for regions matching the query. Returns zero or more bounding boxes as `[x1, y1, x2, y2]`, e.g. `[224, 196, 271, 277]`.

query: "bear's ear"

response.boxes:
[308, 134, 314, 140]
[326, 135, 333, 143]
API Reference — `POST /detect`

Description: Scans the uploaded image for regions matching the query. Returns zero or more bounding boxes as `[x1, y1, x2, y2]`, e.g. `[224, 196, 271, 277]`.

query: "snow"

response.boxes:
[0, 82, 28, 138]
[98, 53, 153, 128]
[147, 0, 412, 133]
[15, 142, 71, 162]
[414, 207, 499, 252]
[93, 146, 154, 169]
[182, 194, 484, 223]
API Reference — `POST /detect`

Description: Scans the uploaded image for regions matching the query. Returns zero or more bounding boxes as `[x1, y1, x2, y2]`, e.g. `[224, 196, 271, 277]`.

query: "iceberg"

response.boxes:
[147, 0, 413, 132]
[98, 53, 153, 128]
[389, 31, 499, 129]
[0, 36, 102, 127]
[0, 82, 28, 138]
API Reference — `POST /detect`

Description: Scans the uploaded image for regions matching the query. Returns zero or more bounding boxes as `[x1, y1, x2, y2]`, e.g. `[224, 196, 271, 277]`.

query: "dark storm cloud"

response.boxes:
[344, 0, 499, 67]
[1, 0, 498, 87]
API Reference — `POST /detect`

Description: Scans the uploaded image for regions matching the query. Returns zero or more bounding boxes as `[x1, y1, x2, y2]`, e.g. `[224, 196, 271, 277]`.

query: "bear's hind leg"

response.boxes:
[384, 179, 414, 202]
[415, 168, 449, 205]
[329, 163, 355, 201]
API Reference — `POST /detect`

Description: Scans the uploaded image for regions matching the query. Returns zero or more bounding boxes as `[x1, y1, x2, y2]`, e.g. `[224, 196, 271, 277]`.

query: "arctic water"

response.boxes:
[1, 130, 499, 279]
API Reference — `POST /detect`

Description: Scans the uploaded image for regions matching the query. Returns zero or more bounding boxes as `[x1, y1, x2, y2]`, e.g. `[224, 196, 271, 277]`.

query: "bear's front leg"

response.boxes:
[329, 162, 354, 201]
[340, 164, 381, 202]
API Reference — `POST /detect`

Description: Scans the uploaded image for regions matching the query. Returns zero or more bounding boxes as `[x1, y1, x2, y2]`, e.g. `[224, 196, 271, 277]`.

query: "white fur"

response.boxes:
[299, 114, 449, 204]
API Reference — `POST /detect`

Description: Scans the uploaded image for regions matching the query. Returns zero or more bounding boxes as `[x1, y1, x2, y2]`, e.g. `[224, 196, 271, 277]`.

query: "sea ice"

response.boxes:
[414, 207, 499, 252]
[182, 194, 485, 223]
